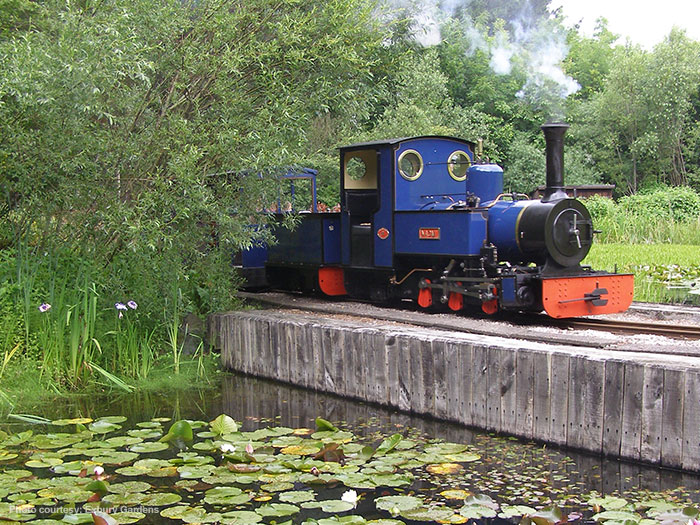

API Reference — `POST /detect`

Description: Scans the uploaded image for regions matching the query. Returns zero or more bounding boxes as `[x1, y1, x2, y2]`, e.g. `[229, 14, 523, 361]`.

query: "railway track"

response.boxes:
[549, 317, 700, 339]
[237, 291, 700, 355]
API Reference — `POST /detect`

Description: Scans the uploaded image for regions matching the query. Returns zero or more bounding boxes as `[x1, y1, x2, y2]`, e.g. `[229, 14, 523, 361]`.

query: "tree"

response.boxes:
[573, 29, 700, 193]
[644, 29, 700, 185]
[563, 18, 617, 101]
[0, 0, 387, 312]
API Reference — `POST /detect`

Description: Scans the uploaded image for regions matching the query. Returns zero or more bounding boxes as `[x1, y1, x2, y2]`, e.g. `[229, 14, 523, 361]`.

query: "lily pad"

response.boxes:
[281, 443, 322, 456]
[204, 487, 251, 506]
[91, 451, 138, 465]
[177, 464, 217, 479]
[142, 492, 183, 506]
[160, 505, 221, 523]
[127, 429, 162, 440]
[62, 512, 96, 524]
[210, 415, 239, 435]
[320, 500, 355, 513]
[108, 481, 152, 494]
[440, 489, 471, 500]
[103, 492, 148, 505]
[500, 505, 538, 518]
[426, 462, 464, 475]
[459, 504, 498, 519]
[51, 418, 94, 426]
[160, 420, 194, 445]
[401, 506, 457, 522]
[136, 421, 162, 429]
[105, 436, 143, 447]
[260, 481, 295, 492]
[129, 442, 168, 454]
[315, 418, 338, 432]
[110, 511, 146, 524]
[25, 458, 63, 468]
[98, 416, 128, 424]
[255, 503, 300, 517]
[375, 495, 423, 512]
[220, 510, 263, 524]
[89, 421, 122, 434]
[374, 434, 403, 456]
[276, 491, 316, 505]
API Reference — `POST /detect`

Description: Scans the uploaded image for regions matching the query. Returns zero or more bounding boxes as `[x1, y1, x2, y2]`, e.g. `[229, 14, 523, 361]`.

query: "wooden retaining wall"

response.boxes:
[208, 309, 700, 472]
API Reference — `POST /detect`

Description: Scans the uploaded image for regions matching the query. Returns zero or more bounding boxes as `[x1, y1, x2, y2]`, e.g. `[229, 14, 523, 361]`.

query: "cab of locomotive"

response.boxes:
[339, 137, 506, 274]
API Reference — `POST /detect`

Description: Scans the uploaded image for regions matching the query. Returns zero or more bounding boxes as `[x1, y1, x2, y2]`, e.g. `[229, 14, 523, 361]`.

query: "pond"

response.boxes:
[1, 373, 699, 525]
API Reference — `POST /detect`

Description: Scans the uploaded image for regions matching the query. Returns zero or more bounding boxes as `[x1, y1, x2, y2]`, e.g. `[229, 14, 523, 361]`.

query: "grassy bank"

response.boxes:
[585, 244, 700, 304]
[0, 352, 223, 418]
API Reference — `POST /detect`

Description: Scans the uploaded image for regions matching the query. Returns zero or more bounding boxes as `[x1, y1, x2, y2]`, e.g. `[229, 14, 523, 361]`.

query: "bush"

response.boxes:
[617, 185, 700, 222]
[584, 195, 616, 221]
[583, 185, 700, 244]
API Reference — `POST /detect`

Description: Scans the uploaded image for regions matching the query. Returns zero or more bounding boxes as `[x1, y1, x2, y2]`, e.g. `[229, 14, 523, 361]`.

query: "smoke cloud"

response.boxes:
[376, 0, 580, 120]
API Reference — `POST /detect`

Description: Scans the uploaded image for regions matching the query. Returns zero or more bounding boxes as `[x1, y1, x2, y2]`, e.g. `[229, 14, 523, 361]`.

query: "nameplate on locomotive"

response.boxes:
[419, 227, 440, 240]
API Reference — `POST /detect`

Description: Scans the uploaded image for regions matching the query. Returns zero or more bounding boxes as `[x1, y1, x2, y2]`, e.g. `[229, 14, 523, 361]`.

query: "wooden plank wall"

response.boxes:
[208, 310, 700, 472]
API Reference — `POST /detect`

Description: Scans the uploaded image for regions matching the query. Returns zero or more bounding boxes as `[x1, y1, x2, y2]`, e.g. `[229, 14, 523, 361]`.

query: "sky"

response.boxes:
[548, 0, 700, 49]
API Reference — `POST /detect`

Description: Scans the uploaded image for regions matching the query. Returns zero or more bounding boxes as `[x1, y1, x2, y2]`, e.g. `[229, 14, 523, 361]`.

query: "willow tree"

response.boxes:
[0, 0, 386, 313]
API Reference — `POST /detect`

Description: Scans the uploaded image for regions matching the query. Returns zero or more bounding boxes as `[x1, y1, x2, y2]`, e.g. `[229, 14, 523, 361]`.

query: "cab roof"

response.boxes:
[340, 136, 476, 151]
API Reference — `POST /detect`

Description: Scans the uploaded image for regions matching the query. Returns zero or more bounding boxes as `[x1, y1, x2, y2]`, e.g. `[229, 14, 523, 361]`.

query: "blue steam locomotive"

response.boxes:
[239, 123, 633, 318]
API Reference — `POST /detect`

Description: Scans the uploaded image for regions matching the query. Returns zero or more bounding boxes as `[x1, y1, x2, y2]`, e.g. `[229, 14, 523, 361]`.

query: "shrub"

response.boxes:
[583, 185, 700, 244]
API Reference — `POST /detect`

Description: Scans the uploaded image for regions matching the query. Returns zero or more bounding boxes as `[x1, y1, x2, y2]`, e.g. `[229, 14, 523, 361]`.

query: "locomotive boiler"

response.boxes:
[240, 123, 634, 318]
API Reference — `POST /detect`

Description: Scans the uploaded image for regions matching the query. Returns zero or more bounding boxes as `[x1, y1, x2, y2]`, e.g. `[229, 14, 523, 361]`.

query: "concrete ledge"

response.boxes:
[209, 309, 700, 472]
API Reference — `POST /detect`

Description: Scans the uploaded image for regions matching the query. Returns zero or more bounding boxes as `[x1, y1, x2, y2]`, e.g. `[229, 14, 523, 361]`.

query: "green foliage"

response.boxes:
[0, 0, 388, 389]
[574, 31, 700, 192]
[0, 0, 42, 37]
[585, 244, 700, 304]
[503, 132, 545, 193]
[584, 186, 700, 244]
[0, 0, 386, 308]
[563, 19, 617, 100]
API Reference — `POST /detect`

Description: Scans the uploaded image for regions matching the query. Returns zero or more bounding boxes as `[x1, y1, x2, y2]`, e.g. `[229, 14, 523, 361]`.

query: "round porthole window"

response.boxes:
[448, 150, 471, 181]
[398, 150, 424, 181]
[346, 156, 366, 180]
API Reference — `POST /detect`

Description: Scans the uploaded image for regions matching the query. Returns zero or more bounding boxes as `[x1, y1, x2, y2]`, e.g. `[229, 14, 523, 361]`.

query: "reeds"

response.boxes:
[1, 246, 161, 391]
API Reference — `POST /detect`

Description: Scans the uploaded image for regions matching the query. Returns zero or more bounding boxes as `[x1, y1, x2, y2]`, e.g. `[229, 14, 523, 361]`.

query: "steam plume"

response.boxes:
[376, 0, 580, 120]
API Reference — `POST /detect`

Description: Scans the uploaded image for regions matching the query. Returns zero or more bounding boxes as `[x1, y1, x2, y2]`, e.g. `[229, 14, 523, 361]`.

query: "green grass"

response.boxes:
[0, 353, 223, 419]
[585, 243, 700, 304]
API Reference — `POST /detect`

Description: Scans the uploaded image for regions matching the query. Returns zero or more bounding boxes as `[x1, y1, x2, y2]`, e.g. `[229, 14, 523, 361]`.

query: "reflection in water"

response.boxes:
[4, 372, 699, 504]
[219, 374, 700, 501]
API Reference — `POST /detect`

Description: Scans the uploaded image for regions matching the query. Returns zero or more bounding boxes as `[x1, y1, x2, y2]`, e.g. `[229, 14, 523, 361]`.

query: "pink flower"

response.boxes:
[245, 442, 254, 455]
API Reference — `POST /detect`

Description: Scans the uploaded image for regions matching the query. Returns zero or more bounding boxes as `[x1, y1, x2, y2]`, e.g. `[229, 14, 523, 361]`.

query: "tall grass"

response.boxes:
[585, 244, 700, 304]
[592, 214, 700, 244]
[584, 187, 700, 244]
[1, 246, 164, 391]
[166, 284, 185, 375]
[583, 188, 700, 303]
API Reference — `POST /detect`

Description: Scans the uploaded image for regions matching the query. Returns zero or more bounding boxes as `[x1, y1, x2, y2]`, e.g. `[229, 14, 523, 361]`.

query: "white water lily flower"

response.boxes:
[245, 442, 254, 455]
[341, 489, 358, 507]
[220, 443, 235, 453]
[93, 466, 105, 476]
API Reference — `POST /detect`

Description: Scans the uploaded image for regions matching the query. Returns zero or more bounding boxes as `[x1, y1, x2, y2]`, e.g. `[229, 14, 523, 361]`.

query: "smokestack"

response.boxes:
[540, 122, 569, 202]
